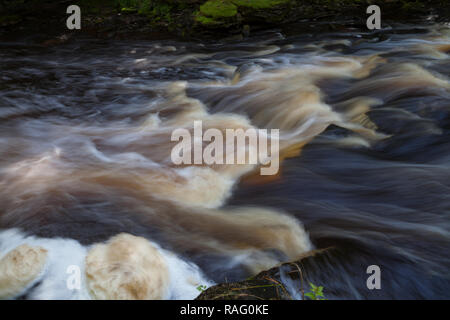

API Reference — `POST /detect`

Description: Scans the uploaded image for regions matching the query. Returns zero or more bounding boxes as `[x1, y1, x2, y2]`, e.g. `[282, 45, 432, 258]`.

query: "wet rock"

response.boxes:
[242, 24, 250, 37]
[196, 248, 331, 300]
[0, 244, 48, 299]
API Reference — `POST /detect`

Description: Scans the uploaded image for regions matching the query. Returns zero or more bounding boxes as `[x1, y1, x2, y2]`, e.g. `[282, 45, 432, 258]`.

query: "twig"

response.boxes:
[290, 263, 305, 300]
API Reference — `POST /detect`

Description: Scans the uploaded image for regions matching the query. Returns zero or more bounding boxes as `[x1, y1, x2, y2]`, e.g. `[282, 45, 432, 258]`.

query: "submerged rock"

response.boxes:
[0, 244, 48, 299]
[85, 233, 170, 300]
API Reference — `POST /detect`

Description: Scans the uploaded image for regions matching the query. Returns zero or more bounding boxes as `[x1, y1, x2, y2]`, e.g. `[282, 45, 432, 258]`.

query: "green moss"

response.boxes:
[115, 0, 146, 9]
[137, 1, 152, 14]
[199, 0, 238, 18]
[121, 7, 137, 13]
[401, 0, 425, 11]
[151, 2, 172, 16]
[78, 0, 115, 14]
[113, 0, 151, 14]
[195, 13, 220, 25]
[231, 0, 290, 9]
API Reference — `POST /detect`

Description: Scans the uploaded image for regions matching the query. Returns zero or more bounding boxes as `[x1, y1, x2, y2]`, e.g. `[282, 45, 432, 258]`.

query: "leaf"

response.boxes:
[305, 292, 315, 300]
[196, 285, 207, 292]
[317, 286, 324, 296]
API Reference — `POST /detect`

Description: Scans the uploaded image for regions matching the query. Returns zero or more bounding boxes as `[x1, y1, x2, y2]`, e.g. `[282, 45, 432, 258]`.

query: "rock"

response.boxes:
[196, 248, 332, 300]
[85, 233, 170, 300]
[242, 24, 250, 37]
[41, 33, 73, 47]
[0, 244, 48, 299]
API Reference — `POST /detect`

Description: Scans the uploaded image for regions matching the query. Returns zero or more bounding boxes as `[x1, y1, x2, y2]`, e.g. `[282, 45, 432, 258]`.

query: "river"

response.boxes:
[0, 22, 449, 299]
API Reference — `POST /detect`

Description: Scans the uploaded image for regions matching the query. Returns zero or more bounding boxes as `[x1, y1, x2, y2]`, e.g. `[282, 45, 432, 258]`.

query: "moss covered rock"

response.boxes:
[194, 0, 239, 28]
[196, 248, 331, 300]
[200, 0, 237, 18]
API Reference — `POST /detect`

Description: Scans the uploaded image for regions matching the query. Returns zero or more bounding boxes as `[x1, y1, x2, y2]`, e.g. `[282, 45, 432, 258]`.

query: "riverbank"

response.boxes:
[0, 0, 448, 41]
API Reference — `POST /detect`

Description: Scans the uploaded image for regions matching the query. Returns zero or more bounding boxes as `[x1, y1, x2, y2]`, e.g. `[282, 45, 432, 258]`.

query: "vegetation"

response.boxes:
[200, 0, 237, 18]
[0, 1, 447, 42]
[305, 283, 326, 300]
[196, 284, 208, 292]
[232, 0, 291, 9]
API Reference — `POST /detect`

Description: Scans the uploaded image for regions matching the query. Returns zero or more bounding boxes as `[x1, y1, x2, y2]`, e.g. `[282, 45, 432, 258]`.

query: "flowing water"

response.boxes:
[0, 23, 449, 299]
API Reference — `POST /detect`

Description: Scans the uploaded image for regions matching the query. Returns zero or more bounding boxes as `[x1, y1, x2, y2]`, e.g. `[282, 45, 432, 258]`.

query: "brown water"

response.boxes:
[0, 23, 449, 299]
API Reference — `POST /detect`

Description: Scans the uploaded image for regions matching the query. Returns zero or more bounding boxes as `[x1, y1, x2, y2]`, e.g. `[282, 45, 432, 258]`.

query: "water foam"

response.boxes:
[0, 229, 213, 300]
